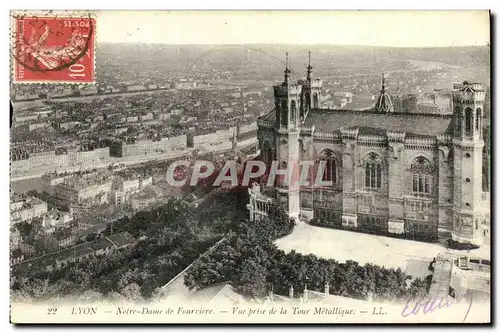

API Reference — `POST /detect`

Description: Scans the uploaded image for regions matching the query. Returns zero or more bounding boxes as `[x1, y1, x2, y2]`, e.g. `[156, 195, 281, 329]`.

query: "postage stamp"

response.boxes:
[11, 11, 95, 84]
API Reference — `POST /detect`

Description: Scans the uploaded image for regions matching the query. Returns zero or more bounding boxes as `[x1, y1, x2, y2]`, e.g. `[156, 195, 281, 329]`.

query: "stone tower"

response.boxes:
[273, 53, 301, 220]
[299, 51, 322, 118]
[451, 81, 485, 246]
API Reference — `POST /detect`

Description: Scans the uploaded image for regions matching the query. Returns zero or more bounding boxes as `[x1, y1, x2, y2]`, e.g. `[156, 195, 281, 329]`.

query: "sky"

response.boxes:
[96, 11, 490, 47]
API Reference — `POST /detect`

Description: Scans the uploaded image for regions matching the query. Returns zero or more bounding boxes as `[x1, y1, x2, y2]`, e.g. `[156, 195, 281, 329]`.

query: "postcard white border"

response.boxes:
[2, 0, 498, 332]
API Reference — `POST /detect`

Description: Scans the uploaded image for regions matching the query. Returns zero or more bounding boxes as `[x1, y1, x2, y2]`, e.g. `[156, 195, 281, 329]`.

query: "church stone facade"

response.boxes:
[248, 53, 488, 246]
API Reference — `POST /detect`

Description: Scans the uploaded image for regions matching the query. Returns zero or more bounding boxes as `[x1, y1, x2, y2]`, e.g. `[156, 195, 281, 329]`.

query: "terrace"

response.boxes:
[276, 222, 490, 274]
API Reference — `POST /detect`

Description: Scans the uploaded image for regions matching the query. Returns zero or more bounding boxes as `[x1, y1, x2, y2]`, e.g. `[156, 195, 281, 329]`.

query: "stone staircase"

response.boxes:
[429, 255, 453, 299]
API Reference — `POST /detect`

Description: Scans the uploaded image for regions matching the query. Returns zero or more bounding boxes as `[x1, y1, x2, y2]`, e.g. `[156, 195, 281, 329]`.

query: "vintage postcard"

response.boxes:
[9, 10, 491, 324]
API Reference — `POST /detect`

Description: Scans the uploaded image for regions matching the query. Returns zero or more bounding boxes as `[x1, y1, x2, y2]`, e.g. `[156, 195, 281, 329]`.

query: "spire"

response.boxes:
[231, 128, 237, 151]
[381, 73, 386, 94]
[283, 52, 291, 86]
[375, 73, 394, 113]
[306, 50, 313, 81]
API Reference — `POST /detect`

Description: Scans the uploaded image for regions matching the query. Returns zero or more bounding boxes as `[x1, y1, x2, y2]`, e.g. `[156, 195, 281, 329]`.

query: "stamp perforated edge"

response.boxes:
[10, 10, 97, 86]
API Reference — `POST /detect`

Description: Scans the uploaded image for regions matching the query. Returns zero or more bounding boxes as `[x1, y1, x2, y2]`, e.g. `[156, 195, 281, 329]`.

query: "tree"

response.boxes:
[140, 275, 160, 298]
[235, 258, 268, 298]
[66, 268, 91, 286]
[406, 278, 429, 300]
[120, 283, 142, 302]
[117, 270, 139, 291]
[15, 221, 33, 238]
[184, 242, 240, 290]
[151, 287, 169, 300]
[107, 291, 126, 303]
[25, 278, 50, 299]
[77, 290, 103, 303]
[85, 233, 98, 242]
[11, 289, 32, 303]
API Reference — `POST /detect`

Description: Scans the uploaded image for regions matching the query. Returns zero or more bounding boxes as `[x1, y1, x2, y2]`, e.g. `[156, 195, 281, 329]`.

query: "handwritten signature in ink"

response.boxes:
[401, 292, 474, 322]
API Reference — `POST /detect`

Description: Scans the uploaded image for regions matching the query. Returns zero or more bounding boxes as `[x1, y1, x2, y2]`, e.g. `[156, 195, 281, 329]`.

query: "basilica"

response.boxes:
[247, 53, 489, 246]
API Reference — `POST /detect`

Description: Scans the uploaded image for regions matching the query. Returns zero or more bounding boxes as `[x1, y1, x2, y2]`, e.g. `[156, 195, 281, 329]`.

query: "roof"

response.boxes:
[106, 232, 136, 248]
[189, 283, 229, 301]
[303, 109, 453, 137]
[77, 217, 102, 227]
[188, 282, 241, 303]
[258, 109, 276, 123]
[14, 233, 135, 274]
[90, 238, 114, 252]
[69, 246, 95, 259]
[77, 222, 108, 238]
[52, 243, 91, 261]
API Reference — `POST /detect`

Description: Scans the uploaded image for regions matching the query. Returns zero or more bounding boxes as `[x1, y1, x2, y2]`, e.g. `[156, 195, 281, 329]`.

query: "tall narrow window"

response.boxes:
[476, 108, 482, 131]
[290, 100, 297, 128]
[281, 100, 288, 127]
[261, 143, 273, 176]
[323, 158, 336, 183]
[457, 109, 463, 136]
[412, 174, 418, 194]
[318, 149, 337, 185]
[305, 92, 311, 112]
[411, 156, 433, 196]
[313, 93, 319, 108]
[266, 147, 273, 168]
[376, 164, 382, 188]
[365, 153, 382, 190]
[299, 96, 304, 119]
[465, 107, 473, 135]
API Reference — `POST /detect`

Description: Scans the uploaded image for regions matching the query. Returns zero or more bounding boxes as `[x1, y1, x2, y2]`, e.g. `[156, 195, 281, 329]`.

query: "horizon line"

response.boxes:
[97, 42, 489, 48]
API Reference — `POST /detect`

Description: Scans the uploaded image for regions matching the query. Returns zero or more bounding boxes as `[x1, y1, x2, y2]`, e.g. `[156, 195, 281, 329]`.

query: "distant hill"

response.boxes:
[97, 43, 489, 69]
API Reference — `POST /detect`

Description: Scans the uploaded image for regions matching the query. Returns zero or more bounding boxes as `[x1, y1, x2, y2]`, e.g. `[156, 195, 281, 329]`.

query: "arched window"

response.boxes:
[365, 153, 382, 189]
[290, 100, 297, 128]
[465, 107, 473, 135]
[313, 93, 319, 108]
[281, 100, 288, 127]
[319, 149, 336, 184]
[411, 156, 433, 196]
[476, 108, 482, 131]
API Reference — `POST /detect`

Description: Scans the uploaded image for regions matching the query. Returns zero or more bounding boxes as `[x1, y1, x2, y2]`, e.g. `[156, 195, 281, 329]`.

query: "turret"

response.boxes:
[375, 73, 394, 113]
[451, 81, 485, 246]
[452, 81, 485, 141]
[274, 52, 302, 131]
[272, 53, 302, 220]
[299, 51, 322, 119]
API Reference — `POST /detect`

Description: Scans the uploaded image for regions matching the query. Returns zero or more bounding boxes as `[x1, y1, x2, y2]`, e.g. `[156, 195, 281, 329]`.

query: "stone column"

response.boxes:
[387, 131, 406, 234]
[437, 138, 453, 239]
[341, 129, 358, 227]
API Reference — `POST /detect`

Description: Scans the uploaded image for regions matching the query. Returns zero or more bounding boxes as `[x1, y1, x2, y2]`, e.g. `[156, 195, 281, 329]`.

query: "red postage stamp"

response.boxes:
[11, 13, 95, 84]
